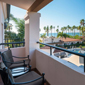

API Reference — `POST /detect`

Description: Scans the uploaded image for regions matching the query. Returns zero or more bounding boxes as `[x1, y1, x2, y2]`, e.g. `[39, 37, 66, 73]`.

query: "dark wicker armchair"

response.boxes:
[0, 49, 31, 70]
[0, 67, 45, 85]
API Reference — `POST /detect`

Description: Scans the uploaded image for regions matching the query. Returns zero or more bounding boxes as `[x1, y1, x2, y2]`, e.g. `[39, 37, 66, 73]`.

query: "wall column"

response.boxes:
[24, 12, 41, 68]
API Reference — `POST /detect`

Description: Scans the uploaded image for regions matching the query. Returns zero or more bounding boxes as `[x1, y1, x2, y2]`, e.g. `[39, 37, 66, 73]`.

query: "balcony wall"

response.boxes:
[0, 47, 26, 62]
[36, 49, 85, 85]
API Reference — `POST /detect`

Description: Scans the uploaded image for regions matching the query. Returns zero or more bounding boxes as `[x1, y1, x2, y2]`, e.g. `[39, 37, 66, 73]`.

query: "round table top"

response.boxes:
[12, 67, 29, 77]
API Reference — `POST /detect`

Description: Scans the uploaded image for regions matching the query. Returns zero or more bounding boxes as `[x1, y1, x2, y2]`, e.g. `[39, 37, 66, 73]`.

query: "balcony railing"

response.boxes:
[0, 41, 25, 48]
[37, 41, 85, 72]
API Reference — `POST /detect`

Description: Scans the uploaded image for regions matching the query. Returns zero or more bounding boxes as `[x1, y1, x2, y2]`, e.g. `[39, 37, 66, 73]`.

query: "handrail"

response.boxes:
[37, 41, 85, 72]
[0, 41, 25, 45]
[0, 41, 25, 48]
[37, 41, 85, 57]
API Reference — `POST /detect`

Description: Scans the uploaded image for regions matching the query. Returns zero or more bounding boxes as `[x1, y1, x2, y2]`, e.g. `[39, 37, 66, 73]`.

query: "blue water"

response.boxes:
[68, 50, 80, 57]
[40, 33, 81, 37]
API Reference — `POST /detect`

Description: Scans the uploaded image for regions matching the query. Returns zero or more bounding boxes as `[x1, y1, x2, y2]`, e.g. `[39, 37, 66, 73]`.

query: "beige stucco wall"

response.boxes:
[36, 49, 85, 85]
[0, 2, 7, 49]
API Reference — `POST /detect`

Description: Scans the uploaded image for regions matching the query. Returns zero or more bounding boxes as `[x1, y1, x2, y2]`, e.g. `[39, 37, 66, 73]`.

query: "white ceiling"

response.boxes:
[0, 0, 36, 10]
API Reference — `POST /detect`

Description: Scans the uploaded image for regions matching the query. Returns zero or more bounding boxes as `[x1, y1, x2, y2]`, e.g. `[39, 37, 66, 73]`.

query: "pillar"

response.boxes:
[24, 12, 41, 68]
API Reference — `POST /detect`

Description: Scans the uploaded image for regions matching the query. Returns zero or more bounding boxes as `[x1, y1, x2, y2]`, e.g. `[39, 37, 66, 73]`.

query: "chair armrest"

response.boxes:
[12, 76, 43, 85]
[12, 56, 28, 59]
[13, 55, 31, 63]
[3, 60, 25, 64]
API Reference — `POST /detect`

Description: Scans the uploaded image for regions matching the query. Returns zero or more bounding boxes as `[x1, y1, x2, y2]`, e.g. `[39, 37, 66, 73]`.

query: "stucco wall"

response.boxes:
[36, 49, 85, 85]
[0, 2, 4, 48]
[0, 2, 6, 49]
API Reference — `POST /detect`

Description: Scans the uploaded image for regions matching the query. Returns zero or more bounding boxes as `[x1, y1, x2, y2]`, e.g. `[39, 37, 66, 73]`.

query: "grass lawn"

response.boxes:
[77, 46, 85, 48]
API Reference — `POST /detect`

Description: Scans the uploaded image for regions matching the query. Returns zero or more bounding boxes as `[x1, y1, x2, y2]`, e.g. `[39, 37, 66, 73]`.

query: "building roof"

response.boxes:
[53, 49, 62, 53]
[60, 38, 81, 42]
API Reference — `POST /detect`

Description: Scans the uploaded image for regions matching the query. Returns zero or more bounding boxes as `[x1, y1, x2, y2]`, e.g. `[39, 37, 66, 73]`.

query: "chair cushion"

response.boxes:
[2, 50, 14, 68]
[14, 71, 43, 85]
[9, 59, 28, 69]
[9, 63, 24, 69]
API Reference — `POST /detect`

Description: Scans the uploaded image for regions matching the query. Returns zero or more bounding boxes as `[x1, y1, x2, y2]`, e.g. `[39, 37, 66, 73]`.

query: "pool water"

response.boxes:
[68, 50, 80, 57]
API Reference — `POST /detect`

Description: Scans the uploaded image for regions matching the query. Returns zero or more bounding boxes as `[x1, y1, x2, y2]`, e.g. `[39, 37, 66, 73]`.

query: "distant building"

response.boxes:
[59, 38, 82, 46]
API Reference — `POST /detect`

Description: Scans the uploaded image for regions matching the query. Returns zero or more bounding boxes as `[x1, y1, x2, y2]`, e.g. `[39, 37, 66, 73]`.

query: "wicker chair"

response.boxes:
[0, 66, 45, 85]
[0, 49, 31, 72]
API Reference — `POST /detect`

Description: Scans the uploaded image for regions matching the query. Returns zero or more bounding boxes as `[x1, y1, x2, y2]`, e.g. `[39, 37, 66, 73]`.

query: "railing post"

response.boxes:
[84, 57, 85, 72]
[50, 47, 52, 55]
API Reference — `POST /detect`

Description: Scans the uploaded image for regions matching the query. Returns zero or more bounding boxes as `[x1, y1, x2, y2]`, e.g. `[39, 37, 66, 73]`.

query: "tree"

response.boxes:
[4, 30, 18, 40]
[72, 25, 77, 37]
[77, 26, 81, 37]
[67, 25, 71, 34]
[44, 26, 49, 36]
[61, 27, 64, 32]
[63, 27, 67, 34]
[10, 14, 25, 39]
[53, 26, 55, 37]
[70, 27, 74, 36]
[80, 19, 84, 26]
[57, 32, 68, 40]
[79, 19, 85, 40]
[41, 33, 46, 43]
[50, 25, 53, 37]
[6, 23, 13, 31]
[57, 25, 59, 29]
[44, 26, 46, 33]
[56, 29, 59, 37]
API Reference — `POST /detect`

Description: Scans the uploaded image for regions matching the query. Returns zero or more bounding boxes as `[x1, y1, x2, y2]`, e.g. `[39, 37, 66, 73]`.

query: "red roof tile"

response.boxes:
[60, 38, 81, 42]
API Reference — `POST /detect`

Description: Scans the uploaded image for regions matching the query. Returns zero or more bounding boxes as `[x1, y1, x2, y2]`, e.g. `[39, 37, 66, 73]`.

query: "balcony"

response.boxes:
[0, 0, 85, 85]
[0, 41, 85, 85]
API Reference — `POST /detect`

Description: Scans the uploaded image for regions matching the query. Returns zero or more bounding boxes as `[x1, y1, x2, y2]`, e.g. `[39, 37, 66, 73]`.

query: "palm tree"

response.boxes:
[50, 25, 53, 37]
[77, 26, 81, 37]
[57, 25, 59, 29]
[6, 23, 13, 31]
[41, 33, 46, 43]
[43, 26, 46, 33]
[80, 19, 85, 40]
[57, 32, 68, 40]
[53, 26, 55, 37]
[72, 25, 76, 37]
[70, 27, 74, 36]
[63, 27, 67, 34]
[44, 26, 49, 36]
[10, 14, 25, 39]
[67, 25, 71, 34]
[80, 19, 84, 26]
[61, 27, 65, 32]
[56, 29, 59, 37]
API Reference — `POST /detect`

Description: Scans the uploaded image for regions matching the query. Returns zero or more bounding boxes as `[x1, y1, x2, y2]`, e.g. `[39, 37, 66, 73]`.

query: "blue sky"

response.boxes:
[10, 0, 85, 33]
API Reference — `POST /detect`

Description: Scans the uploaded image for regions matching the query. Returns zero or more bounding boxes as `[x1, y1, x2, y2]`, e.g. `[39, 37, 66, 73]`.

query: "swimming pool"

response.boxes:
[68, 49, 80, 57]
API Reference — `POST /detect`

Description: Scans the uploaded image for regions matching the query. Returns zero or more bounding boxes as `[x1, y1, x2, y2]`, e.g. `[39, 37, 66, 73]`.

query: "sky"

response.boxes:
[10, 0, 85, 33]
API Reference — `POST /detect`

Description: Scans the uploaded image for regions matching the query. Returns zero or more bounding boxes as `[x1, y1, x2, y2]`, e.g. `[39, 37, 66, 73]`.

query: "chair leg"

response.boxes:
[29, 65, 31, 72]
[23, 60, 25, 72]
[42, 73, 45, 85]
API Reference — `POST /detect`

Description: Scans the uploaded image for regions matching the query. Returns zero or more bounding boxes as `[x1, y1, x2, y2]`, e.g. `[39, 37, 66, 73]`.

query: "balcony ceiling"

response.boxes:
[0, 0, 53, 12]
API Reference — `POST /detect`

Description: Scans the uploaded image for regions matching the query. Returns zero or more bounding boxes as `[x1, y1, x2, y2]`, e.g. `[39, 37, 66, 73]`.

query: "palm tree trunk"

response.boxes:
[47, 31, 49, 36]
[74, 30, 75, 38]
[51, 30, 52, 37]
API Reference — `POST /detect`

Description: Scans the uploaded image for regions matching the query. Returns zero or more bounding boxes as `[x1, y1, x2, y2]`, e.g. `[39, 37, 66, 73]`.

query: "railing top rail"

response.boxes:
[37, 41, 85, 58]
[0, 41, 25, 45]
